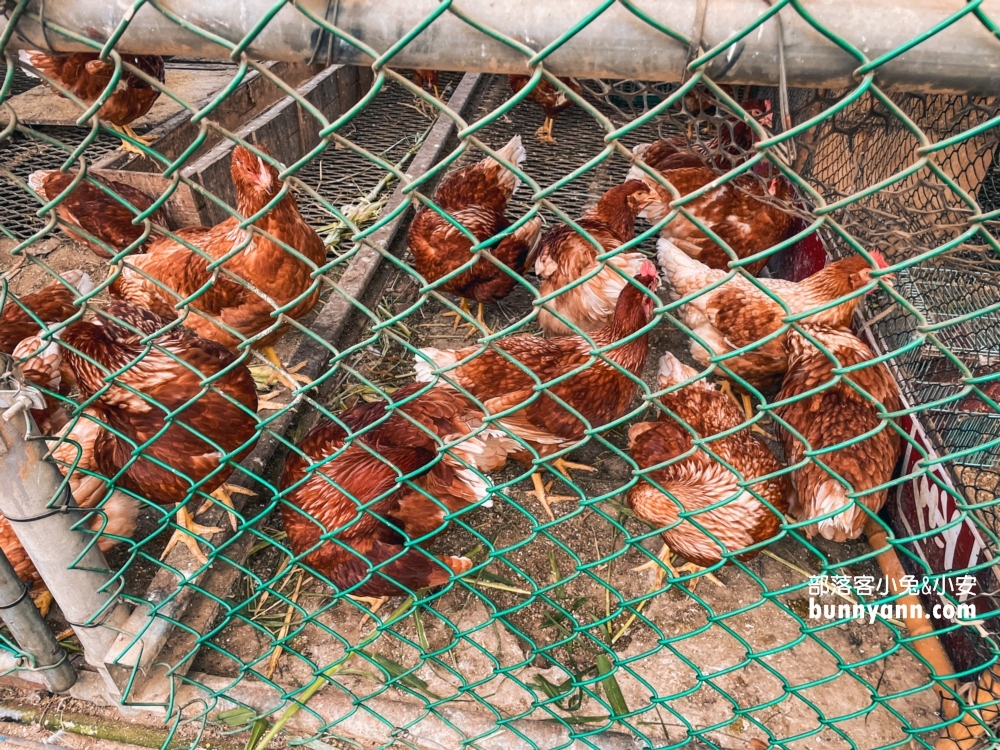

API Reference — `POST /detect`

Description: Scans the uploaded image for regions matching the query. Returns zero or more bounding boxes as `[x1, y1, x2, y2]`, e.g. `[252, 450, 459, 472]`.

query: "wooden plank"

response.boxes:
[103, 72, 483, 707]
[184, 64, 355, 225]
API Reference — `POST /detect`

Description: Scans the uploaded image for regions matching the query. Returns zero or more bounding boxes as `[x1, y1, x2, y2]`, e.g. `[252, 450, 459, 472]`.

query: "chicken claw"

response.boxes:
[535, 118, 558, 144]
[549, 457, 597, 479]
[442, 298, 487, 339]
[113, 124, 157, 154]
[197, 483, 255, 531]
[261, 346, 312, 389]
[529, 472, 576, 521]
[632, 543, 677, 590]
[30, 588, 53, 618]
[718, 380, 773, 439]
[161, 505, 222, 564]
[674, 561, 726, 591]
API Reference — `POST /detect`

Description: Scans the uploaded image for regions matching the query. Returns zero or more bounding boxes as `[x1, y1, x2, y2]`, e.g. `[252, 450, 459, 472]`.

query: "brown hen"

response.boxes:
[413, 69, 440, 99]
[416, 262, 659, 518]
[408, 135, 543, 335]
[627, 353, 788, 589]
[58, 301, 259, 562]
[110, 146, 325, 382]
[535, 180, 656, 336]
[281, 383, 514, 601]
[659, 242, 891, 391]
[508, 75, 584, 143]
[775, 325, 902, 542]
[1, 271, 92, 354]
[19, 51, 164, 153]
[29, 170, 166, 258]
[628, 140, 795, 275]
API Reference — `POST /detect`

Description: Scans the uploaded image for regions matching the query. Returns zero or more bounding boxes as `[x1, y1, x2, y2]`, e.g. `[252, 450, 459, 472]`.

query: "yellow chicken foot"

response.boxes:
[441, 298, 481, 339]
[113, 124, 157, 154]
[549, 456, 598, 479]
[674, 561, 726, 591]
[719, 380, 773, 439]
[529, 472, 576, 521]
[261, 345, 311, 388]
[161, 505, 222, 564]
[632, 543, 676, 590]
[197, 483, 256, 532]
[433, 85, 441, 100]
[474, 302, 493, 336]
[30, 588, 53, 618]
[535, 118, 557, 144]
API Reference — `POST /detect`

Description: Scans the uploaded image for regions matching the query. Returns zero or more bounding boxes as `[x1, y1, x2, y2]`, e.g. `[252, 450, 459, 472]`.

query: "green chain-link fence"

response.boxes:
[0, 2, 999, 749]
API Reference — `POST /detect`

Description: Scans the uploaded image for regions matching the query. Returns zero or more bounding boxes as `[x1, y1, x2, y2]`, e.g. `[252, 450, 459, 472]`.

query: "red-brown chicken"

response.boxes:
[775, 325, 902, 542]
[109, 146, 325, 381]
[627, 140, 795, 275]
[408, 135, 543, 335]
[1, 271, 92, 354]
[281, 383, 514, 601]
[57, 301, 259, 562]
[415, 262, 660, 518]
[659, 241, 891, 391]
[627, 353, 788, 589]
[413, 69, 440, 99]
[509, 75, 584, 143]
[535, 180, 656, 336]
[19, 51, 164, 153]
[29, 170, 166, 258]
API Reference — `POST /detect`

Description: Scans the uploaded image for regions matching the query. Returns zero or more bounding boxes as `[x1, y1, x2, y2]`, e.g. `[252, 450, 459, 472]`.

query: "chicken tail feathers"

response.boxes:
[61, 269, 95, 297]
[414, 347, 460, 384]
[811, 480, 862, 542]
[481, 134, 527, 198]
[657, 352, 701, 390]
[27, 170, 55, 197]
[17, 50, 41, 78]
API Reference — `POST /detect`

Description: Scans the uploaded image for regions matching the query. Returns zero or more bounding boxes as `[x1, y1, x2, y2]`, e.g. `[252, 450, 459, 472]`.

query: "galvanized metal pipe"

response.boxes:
[0, 546, 75, 692]
[0, 356, 131, 698]
[2, 0, 1000, 94]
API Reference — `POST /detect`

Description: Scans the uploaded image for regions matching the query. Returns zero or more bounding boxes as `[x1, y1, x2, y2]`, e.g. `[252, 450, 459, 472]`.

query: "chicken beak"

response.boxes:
[257, 160, 273, 191]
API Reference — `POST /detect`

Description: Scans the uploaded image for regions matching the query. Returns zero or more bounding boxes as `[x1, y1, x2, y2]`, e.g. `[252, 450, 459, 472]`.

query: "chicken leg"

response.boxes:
[632, 543, 677, 590]
[261, 345, 312, 389]
[197, 483, 256, 532]
[673, 561, 726, 591]
[529, 473, 577, 521]
[161, 504, 222, 564]
[113, 124, 157, 154]
[718, 380, 773, 439]
[30, 588, 53, 618]
[535, 117, 557, 144]
[441, 298, 483, 339]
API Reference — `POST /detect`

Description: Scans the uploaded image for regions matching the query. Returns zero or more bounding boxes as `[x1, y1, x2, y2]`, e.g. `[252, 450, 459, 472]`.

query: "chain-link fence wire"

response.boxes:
[0, 2, 999, 749]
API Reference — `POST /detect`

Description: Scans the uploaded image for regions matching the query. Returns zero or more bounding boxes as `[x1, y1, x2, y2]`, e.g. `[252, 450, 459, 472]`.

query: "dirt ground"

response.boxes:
[0, 73, 951, 749]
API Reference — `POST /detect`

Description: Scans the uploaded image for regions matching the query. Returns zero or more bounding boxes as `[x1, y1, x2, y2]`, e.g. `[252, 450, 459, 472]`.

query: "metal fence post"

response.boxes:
[0, 355, 131, 698]
[0, 545, 76, 693]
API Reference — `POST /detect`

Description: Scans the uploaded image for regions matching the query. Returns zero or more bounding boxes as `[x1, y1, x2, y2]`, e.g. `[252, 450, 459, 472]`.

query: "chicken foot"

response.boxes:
[348, 594, 388, 628]
[197, 483, 256, 532]
[535, 117, 557, 144]
[261, 345, 312, 389]
[632, 544, 725, 591]
[718, 380, 774, 440]
[113, 124, 157, 154]
[30, 588, 53, 618]
[441, 298, 489, 338]
[527, 456, 597, 520]
[161, 504, 222, 564]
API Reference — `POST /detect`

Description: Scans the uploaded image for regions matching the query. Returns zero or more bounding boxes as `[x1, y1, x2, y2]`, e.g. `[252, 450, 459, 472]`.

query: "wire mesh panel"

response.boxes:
[1, 4, 1000, 750]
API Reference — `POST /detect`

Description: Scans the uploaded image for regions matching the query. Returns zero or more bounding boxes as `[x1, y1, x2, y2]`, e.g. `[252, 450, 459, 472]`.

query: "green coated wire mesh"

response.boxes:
[0, 4, 998, 750]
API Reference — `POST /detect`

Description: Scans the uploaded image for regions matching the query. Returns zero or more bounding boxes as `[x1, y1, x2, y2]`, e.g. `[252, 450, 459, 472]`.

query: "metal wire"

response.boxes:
[0, 5, 998, 750]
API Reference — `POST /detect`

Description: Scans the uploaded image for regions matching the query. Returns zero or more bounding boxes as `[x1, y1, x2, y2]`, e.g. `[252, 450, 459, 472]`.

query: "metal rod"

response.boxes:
[1, 0, 999, 94]
[0, 356, 131, 699]
[0, 546, 75, 693]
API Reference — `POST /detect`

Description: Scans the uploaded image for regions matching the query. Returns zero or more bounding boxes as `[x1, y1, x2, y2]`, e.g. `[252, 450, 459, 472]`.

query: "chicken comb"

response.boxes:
[868, 250, 889, 270]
